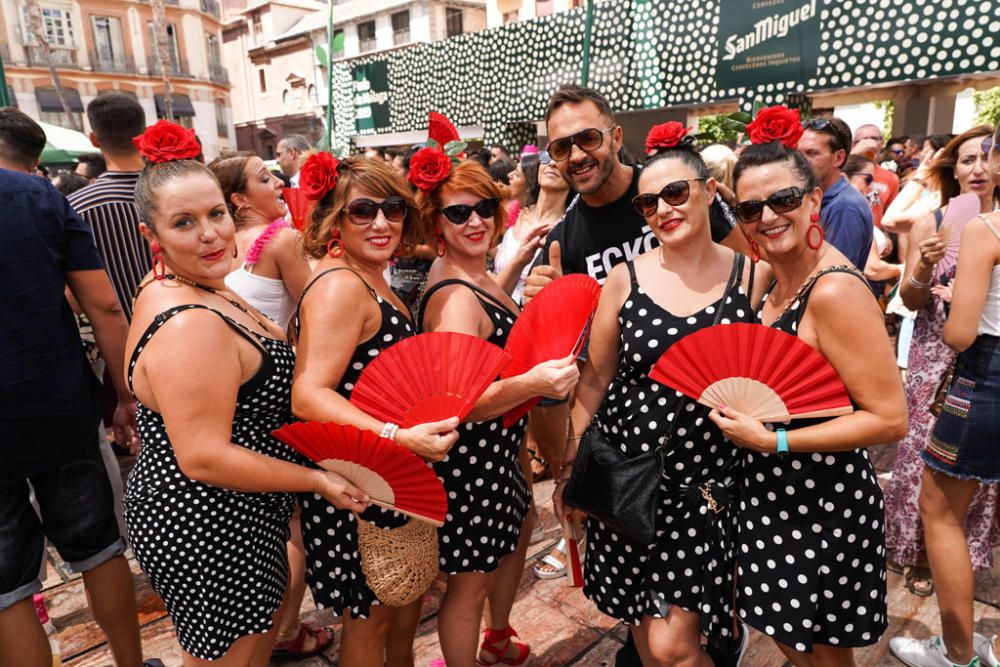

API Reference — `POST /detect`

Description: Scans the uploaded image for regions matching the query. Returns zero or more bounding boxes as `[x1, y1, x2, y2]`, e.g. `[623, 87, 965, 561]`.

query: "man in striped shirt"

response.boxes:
[68, 93, 150, 321]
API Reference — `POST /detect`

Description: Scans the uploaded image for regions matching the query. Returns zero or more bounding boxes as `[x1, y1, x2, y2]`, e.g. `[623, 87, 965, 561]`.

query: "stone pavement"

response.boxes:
[50, 442, 1000, 666]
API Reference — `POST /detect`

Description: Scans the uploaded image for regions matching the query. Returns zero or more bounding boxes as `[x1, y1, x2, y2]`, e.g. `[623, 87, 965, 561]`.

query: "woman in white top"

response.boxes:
[210, 155, 311, 331]
[890, 127, 1000, 667]
[493, 152, 570, 303]
[208, 154, 323, 657]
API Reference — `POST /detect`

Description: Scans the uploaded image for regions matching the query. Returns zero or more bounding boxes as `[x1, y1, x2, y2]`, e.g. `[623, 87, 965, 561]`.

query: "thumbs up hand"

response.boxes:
[523, 240, 564, 305]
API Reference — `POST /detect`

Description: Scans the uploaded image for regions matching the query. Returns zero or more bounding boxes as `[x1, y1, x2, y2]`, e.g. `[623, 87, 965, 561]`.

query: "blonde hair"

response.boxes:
[700, 144, 737, 192]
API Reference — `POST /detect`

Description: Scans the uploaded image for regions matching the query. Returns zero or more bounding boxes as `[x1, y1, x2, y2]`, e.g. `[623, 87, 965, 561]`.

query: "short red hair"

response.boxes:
[421, 160, 509, 245]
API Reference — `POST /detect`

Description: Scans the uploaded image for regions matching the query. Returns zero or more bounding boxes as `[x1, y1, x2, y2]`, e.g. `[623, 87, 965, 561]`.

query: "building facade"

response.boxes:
[1, 0, 235, 161]
[221, 0, 485, 157]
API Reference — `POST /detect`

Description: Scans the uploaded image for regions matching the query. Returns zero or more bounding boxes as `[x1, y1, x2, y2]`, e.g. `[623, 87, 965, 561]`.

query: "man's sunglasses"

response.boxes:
[734, 187, 806, 223]
[440, 198, 500, 224]
[346, 196, 408, 225]
[848, 172, 874, 186]
[631, 179, 705, 217]
[546, 127, 616, 162]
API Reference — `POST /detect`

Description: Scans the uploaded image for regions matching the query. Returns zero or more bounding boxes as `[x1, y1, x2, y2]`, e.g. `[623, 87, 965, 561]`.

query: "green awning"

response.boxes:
[38, 120, 96, 164]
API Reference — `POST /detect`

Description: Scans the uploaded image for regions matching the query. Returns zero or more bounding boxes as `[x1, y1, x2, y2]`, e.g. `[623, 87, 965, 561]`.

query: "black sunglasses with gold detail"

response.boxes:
[546, 127, 617, 162]
[733, 187, 806, 223]
[439, 198, 500, 225]
[346, 196, 408, 225]
[630, 178, 706, 217]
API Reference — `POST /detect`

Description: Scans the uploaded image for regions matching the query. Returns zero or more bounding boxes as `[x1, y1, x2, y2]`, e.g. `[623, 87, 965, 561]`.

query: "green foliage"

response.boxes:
[973, 87, 1000, 127]
[696, 114, 741, 144]
[873, 100, 894, 141]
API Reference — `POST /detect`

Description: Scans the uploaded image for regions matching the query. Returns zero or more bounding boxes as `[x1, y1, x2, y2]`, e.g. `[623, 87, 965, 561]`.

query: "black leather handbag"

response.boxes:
[562, 255, 742, 544]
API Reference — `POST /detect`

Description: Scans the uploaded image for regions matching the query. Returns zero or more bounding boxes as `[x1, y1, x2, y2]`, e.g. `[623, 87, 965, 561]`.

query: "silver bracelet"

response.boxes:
[908, 275, 932, 290]
[380, 422, 399, 441]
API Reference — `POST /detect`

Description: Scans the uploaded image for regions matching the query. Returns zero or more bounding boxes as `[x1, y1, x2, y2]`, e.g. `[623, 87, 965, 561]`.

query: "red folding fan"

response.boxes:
[428, 111, 460, 147]
[350, 331, 510, 428]
[648, 323, 853, 422]
[282, 187, 315, 231]
[273, 421, 447, 526]
[937, 191, 980, 277]
[500, 274, 601, 427]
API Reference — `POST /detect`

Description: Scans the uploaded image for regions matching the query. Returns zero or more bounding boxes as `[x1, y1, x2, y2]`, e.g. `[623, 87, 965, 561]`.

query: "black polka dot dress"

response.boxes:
[583, 258, 753, 646]
[297, 269, 416, 618]
[737, 266, 887, 652]
[123, 305, 298, 660]
[420, 280, 530, 574]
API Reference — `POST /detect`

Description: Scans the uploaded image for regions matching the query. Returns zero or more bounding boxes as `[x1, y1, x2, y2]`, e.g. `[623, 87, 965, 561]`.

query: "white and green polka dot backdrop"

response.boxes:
[328, 0, 1000, 147]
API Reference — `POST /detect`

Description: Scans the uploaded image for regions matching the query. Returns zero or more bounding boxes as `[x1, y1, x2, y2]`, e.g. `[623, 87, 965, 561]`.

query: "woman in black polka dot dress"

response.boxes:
[711, 141, 907, 666]
[291, 156, 459, 667]
[122, 149, 367, 663]
[556, 145, 762, 665]
[416, 160, 579, 666]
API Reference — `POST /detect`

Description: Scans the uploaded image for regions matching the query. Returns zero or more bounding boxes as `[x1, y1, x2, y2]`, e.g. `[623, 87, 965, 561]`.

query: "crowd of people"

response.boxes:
[0, 81, 998, 667]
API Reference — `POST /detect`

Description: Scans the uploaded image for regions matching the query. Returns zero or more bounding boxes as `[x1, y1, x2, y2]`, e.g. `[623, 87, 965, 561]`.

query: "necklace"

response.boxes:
[168, 274, 273, 333]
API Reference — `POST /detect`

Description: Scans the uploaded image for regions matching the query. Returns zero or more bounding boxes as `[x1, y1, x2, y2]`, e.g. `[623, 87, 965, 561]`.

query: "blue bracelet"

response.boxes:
[776, 428, 789, 456]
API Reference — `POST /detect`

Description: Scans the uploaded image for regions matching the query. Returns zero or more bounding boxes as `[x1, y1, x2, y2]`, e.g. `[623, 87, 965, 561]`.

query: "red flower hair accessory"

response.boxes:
[299, 152, 340, 201]
[132, 120, 201, 163]
[746, 105, 804, 149]
[408, 146, 455, 195]
[644, 122, 694, 155]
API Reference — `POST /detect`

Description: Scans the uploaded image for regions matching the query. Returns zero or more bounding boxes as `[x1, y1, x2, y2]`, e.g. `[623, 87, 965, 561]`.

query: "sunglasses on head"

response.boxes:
[439, 198, 500, 225]
[546, 127, 616, 162]
[631, 178, 706, 217]
[734, 187, 806, 223]
[346, 196, 408, 225]
[848, 172, 874, 186]
[981, 136, 1000, 155]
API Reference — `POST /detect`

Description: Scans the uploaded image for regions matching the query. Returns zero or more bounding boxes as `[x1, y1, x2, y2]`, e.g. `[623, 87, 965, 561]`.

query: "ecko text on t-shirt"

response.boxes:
[583, 228, 658, 285]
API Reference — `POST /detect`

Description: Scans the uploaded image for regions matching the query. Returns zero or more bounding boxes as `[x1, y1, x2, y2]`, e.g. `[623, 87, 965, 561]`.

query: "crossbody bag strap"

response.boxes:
[653, 252, 742, 452]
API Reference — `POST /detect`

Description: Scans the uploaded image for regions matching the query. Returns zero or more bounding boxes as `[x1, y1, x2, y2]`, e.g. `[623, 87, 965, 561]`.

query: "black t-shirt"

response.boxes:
[0, 169, 106, 480]
[538, 165, 736, 283]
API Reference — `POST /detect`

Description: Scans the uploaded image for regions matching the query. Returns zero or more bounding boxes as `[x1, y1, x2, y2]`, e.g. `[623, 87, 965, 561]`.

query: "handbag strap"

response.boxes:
[653, 252, 745, 452]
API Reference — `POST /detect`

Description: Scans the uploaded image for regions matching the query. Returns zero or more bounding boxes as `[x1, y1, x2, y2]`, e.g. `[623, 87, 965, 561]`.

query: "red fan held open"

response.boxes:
[648, 323, 853, 422]
[282, 188, 315, 231]
[428, 111, 460, 147]
[500, 274, 601, 427]
[350, 331, 510, 428]
[273, 421, 447, 526]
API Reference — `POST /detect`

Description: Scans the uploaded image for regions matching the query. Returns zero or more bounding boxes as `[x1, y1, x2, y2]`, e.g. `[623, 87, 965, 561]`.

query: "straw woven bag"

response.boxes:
[357, 516, 439, 606]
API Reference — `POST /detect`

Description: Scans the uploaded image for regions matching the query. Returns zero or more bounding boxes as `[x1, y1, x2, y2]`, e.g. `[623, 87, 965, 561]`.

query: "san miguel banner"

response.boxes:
[352, 60, 391, 135]
[716, 0, 821, 90]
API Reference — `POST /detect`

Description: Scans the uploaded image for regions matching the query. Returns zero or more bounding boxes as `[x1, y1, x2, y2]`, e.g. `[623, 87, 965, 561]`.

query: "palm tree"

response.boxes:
[24, 0, 80, 131]
[151, 0, 174, 121]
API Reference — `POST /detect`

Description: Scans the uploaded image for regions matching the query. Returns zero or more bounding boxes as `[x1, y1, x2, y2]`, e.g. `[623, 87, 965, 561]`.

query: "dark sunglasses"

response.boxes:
[546, 127, 616, 162]
[734, 187, 806, 223]
[982, 136, 999, 155]
[439, 198, 500, 225]
[346, 196, 408, 225]
[631, 179, 706, 217]
[891, 148, 905, 156]
[848, 172, 874, 186]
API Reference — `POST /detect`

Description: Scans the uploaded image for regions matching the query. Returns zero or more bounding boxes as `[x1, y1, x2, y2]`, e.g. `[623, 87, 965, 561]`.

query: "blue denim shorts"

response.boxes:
[923, 335, 1000, 482]
[0, 439, 125, 610]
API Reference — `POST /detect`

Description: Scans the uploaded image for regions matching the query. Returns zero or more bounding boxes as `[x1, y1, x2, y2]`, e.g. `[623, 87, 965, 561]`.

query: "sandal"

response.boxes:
[529, 452, 551, 483]
[887, 560, 904, 575]
[904, 566, 934, 597]
[478, 625, 530, 666]
[532, 538, 568, 579]
[272, 622, 334, 658]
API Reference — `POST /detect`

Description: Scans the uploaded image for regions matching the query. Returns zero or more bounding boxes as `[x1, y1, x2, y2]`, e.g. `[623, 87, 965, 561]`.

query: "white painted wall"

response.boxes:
[953, 88, 976, 134]
[832, 102, 886, 137]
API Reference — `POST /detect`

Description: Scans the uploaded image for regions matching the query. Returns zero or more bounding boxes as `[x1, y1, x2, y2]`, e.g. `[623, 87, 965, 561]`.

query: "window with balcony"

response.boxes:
[147, 22, 184, 76]
[206, 33, 228, 84]
[91, 16, 129, 72]
[445, 8, 463, 37]
[258, 68, 267, 93]
[251, 13, 263, 43]
[21, 6, 78, 66]
[357, 21, 376, 53]
[391, 11, 410, 46]
[215, 99, 228, 137]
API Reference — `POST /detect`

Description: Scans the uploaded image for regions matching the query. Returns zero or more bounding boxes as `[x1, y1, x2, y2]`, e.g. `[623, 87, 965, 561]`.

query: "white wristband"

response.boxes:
[380, 422, 399, 441]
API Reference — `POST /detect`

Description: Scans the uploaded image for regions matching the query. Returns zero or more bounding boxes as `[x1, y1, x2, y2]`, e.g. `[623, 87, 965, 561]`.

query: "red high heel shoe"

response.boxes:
[478, 625, 530, 666]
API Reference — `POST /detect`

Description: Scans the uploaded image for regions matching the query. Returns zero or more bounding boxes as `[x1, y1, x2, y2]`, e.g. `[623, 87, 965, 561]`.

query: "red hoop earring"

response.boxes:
[806, 213, 824, 250]
[150, 241, 166, 281]
[232, 243, 238, 259]
[327, 238, 344, 258]
[393, 242, 406, 258]
[748, 240, 761, 264]
[435, 234, 446, 257]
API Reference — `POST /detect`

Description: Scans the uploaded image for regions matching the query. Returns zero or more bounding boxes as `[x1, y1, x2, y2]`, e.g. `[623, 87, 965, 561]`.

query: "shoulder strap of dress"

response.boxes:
[292, 267, 378, 338]
[245, 219, 290, 266]
[791, 265, 868, 317]
[745, 253, 756, 296]
[127, 304, 265, 395]
[625, 260, 639, 286]
[418, 279, 514, 331]
[980, 214, 1000, 242]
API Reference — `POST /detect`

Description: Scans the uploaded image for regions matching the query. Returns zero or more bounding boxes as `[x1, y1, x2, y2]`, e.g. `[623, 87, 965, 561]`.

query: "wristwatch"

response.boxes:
[775, 428, 789, 460]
